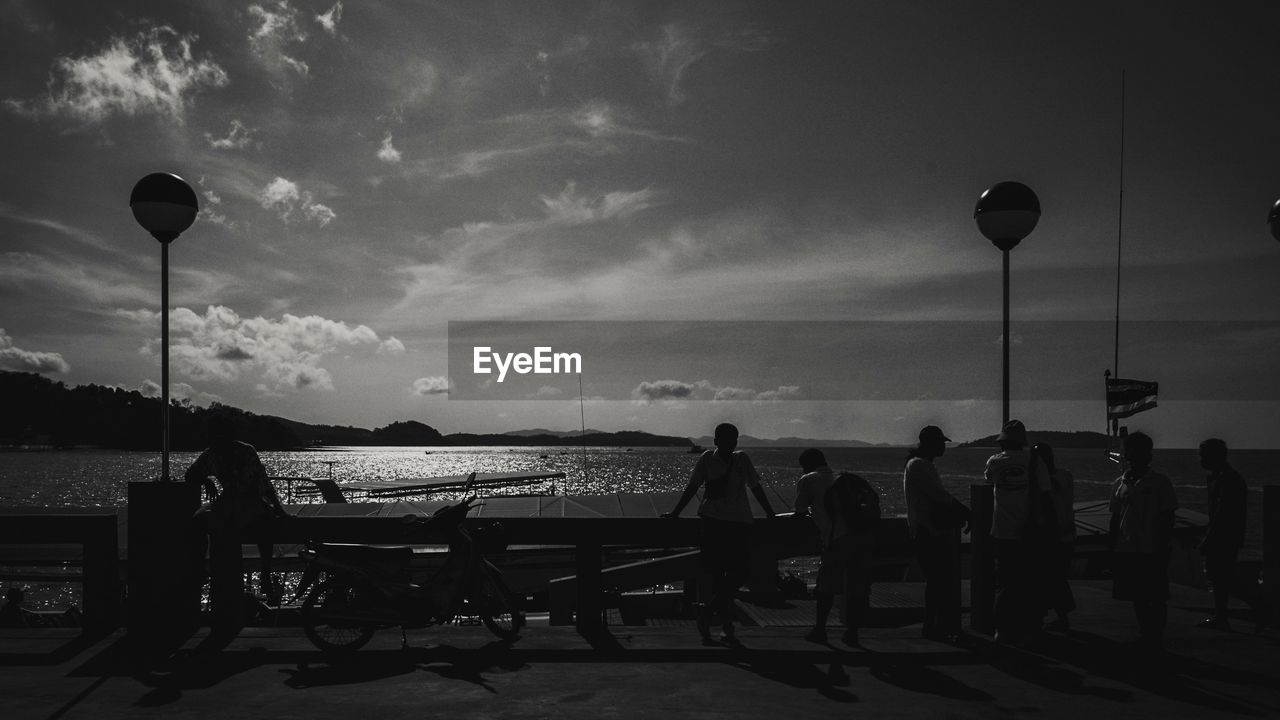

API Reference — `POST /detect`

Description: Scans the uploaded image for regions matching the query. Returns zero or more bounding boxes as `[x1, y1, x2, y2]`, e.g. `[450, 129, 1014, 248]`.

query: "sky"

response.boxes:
[2, 1, 1279, 448]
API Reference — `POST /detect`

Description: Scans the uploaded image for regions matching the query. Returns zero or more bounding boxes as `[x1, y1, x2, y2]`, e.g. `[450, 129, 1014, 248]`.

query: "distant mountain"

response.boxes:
[958, 430, 1114, 449]
[694, 434, 874, 448]
[503, 428, 607, 438]
[444, 430, 692, 447]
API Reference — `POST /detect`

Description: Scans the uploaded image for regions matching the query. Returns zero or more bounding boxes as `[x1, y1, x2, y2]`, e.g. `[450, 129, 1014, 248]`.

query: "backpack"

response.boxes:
[824, 472, 880, 541]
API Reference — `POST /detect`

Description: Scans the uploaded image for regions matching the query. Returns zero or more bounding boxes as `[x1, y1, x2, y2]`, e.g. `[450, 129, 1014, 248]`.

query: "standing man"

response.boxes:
[1197, 438, 1269, 632]
[1108, 431, 1178, 651]
[984, 419, 1036, 644]
[793, 448, 872, 646]
[663, 422, 776, 645]
[904, 425, 969, 641]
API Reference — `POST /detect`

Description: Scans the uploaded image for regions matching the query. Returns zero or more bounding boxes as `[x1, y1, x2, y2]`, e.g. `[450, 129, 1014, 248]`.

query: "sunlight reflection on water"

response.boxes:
[0, 445, 1264, 612]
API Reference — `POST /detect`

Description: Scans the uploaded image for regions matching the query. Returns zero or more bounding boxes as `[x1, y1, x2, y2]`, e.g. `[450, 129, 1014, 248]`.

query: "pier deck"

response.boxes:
[4, 580, 1278, 720]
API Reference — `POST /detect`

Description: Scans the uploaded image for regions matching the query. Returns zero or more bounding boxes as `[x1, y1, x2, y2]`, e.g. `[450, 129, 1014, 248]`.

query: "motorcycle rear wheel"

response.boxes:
[301, 578, 377, 653]
[477, 566, 524, 640]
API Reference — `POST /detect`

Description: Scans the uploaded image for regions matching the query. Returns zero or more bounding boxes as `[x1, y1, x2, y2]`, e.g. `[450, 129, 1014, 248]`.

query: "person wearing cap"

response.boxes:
[1108, 431, 1178, 650]
[983, 419, 1040, 644]
[903, 425, 970, 641]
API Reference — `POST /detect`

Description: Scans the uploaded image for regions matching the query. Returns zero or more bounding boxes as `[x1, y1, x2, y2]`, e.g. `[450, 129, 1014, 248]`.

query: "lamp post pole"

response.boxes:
[974, 181, 1040, 426]
[162, 239, 170, 480]
[130, 173, 198, 481]
[1002, 248, 1010, 424]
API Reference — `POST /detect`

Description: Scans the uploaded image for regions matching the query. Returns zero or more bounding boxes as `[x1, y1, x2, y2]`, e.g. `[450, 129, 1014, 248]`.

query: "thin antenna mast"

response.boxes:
[1114, 69, 1126, 381]
[579, 373, 588, 493]
[1111, 70, 1126, 438]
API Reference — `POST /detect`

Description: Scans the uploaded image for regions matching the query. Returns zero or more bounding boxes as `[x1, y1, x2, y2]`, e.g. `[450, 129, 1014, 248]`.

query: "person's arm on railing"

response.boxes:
[663, 453, 707, 518]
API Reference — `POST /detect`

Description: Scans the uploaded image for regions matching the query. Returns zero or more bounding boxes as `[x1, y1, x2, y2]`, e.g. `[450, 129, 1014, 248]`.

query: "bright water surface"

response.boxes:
[2, 445, 1272, 610]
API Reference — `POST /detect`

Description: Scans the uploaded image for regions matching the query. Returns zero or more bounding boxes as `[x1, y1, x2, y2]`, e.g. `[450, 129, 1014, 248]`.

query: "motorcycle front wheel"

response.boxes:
[476, 565, 524, 640]
[301, 578, 377, 653]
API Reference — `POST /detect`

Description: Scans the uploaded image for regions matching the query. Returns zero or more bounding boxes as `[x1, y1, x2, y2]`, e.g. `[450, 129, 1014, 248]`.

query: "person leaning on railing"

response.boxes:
[186, 414, 291, 631]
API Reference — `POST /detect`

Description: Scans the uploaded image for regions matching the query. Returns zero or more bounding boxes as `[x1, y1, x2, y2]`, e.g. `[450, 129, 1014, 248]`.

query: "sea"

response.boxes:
[2, 445, 1273, 610]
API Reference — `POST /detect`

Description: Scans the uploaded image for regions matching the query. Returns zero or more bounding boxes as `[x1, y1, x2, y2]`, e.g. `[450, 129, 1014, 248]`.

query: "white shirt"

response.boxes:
[691, 450, 761, 524]
[903, 456, 957, 539]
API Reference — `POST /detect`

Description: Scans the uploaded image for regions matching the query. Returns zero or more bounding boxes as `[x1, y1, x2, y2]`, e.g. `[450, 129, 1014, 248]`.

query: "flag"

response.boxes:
[1107, 378, 1158, 420]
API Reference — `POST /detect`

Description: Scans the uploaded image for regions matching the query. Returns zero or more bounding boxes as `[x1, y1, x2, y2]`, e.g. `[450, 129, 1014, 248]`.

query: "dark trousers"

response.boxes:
[1043, 540, 1076, 617]
[994, 538, 1040, 638]
[1112, 551, 1170, 642]
[1204, 547, 1267, 616]
[699, 517, 751, 623]
[914, 529, 961, 636]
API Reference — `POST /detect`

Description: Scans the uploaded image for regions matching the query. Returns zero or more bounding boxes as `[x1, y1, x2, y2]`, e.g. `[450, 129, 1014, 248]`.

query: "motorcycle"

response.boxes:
[295, 481, 524, 653]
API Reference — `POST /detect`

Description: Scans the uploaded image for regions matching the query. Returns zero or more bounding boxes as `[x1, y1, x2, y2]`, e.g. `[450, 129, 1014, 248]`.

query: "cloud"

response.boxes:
[632, 379, 702, 403]
[632, 21, 776, 106]
[711, 386, 756, 402]
[540, 182, 656, 224]
[205, 119, 254, 149]
[196, 181, 236, 229]
[249, 1, 310, 81]
[0, 204, 113, 252]
[4, 25, 227, 124]
[120, 305, 386, 393]
[316, 2, 343, 35]
[258, 177, 336, 227]
[755, 385, 802, 402]
[377, 134, 402, 163]
[569, 101, 691, 143]
[3, 252, 153, 306]
[377, 336, 405, 355]
[994, 331, 1025, 347]
[631, 379, 801, 404]
[0, 328, 70, 373]
[412, 376, 450, 396]
[137, 379, 161, 398]
[634, 24, 705, 105]
[527, 385, 564, 399]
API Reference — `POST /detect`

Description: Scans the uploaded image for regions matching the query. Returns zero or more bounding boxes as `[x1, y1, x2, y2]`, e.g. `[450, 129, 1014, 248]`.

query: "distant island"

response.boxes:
[0, 371, 692, 451]
[692, 434, 877, 448]
[958, 430, 1114, 449]
[1, 371, 1118, 452]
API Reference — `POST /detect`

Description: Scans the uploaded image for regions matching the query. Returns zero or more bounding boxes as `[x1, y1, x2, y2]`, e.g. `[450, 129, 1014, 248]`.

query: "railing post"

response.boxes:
[81, 513, 121, 631]
[970, 484, 995, 635]
[1265, 485, 1279, 625]
[127, 481, 201, 648]
[575, 541, 603, 634]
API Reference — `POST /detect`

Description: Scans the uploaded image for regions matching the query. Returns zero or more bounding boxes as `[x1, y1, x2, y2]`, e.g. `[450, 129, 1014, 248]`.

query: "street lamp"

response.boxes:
[130, 172, 198, 481]
[974, 181, 1040, 425]
[1269, 198, 1280, 243]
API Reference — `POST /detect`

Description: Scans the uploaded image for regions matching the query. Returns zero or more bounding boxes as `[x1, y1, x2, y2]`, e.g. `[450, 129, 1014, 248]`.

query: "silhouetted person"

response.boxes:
[1, 587, 28, 628]
[1030, 443, 1076, 632]
[903, 425, 969, 641]
[793, 448, 873, 646]
[186, 414, 289, 633]
[1109, 431, 1177, 651]
[984, 419, 1038, 644]
[663, 422, 776, 644]
[1197, 438, 1269, 632]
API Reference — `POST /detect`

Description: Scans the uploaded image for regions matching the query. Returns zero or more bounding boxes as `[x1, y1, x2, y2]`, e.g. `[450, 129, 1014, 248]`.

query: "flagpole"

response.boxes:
[1111, 69, 1126, 438]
